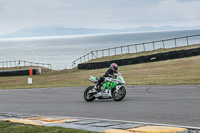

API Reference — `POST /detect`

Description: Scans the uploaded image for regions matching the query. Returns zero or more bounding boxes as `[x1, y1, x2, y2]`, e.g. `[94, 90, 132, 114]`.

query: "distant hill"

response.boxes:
[1, 25, 200, 38]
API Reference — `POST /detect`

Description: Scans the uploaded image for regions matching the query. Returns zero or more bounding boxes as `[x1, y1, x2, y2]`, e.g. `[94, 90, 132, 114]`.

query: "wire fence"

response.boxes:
[0, 60, 73, 71]
[72, 34, 200, 68]
[0, 60, 51, 69]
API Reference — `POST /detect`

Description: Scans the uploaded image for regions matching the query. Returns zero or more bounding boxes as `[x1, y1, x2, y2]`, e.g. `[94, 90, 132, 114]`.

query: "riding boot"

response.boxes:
[98, 85, 102, 92]
[95, 79, 101, 92]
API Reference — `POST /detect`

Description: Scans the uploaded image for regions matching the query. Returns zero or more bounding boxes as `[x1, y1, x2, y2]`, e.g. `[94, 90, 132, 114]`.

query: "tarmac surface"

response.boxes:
[0, 85, 200, 127]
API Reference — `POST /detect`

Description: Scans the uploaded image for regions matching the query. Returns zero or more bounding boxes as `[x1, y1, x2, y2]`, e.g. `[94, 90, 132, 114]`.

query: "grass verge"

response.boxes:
[0, 121, 99, 133]
[0, 55, 200, 90]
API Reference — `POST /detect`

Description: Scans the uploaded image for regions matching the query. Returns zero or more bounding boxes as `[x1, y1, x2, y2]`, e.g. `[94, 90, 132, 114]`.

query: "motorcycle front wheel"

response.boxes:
[112, 86, 126, 101]
[84, 86, 96, 102]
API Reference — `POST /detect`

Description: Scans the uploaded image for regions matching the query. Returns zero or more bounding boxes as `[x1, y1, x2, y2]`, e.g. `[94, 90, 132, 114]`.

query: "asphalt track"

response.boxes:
[0, 85, 200, 127]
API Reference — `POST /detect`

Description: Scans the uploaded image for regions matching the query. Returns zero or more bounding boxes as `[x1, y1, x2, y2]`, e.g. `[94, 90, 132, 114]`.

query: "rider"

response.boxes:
[95, 63, 118, 91]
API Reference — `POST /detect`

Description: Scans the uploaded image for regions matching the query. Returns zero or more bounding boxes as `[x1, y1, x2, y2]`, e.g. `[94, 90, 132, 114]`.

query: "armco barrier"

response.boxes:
[162, 52, 170, 60]
[137, 56, 145, 63]
[78, 47, 200, 70]
[192, 48, 200, 55]
[169, 51, 177, 59]
[185, 49, 193, 57]
[177, 50, 185, 58]
[143, 55, 152, 63]
[0, 68, 41, 77]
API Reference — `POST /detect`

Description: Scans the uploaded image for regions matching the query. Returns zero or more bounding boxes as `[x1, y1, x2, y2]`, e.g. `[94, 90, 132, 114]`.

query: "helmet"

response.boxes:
[110, 63, 118, 72]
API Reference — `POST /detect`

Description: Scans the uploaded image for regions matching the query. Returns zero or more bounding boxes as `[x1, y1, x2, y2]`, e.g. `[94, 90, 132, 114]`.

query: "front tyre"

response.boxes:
[84, 86, 96, 102]
[112, 86, 126, 101]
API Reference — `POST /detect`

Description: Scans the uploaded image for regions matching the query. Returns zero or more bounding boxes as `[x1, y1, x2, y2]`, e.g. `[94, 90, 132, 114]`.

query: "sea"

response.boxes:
[0, 29, 200, 70]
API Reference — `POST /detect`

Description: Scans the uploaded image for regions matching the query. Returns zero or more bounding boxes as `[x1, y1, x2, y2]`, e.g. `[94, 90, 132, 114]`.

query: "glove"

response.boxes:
[100, 76, 105, 82]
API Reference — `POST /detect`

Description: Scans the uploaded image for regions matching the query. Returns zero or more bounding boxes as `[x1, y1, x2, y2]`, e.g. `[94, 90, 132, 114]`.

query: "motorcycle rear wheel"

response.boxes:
[84, 86, 96, 102]
[112, 86, 126, 101]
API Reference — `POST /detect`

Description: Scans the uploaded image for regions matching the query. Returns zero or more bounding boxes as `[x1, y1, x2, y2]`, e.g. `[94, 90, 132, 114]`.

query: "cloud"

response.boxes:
[2, 0, 71, 11]
[60, 0, 162, 10]
[152, 0, 200, 19]
[176, 0, 200, 3]
[34, 0, 72, 11]
[0, 0, 200, 35]
[0, 1, 7, 11]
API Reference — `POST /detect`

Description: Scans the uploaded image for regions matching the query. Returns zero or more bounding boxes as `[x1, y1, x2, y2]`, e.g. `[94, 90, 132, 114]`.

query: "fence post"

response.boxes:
[18, 60, 20, 67]
[121, 46, 123, 54]
[186, 36, 189, 46]
[2, 62, 4, 68]
[174, 38, 177, 47]
[127, 46, 130, 53]
[162, 40, 165, 49]
[92, 51, 96, 59]
[91, 51, 93, 59]
[88, 53, 89, 61]
[143, 43, 145, 51]
[96, 50, 98, 58]
[153, 42, 155, 50]
[135, 45, 137, 53]
[72, 61, 75, 68]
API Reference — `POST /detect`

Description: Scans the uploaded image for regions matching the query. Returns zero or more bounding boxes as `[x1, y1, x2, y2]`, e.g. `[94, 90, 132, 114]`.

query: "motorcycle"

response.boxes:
[84, 72, 126, 102]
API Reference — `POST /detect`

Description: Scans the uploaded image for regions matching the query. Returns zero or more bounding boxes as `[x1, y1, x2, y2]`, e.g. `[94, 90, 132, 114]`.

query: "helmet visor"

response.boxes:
[113, 66, 118, 72]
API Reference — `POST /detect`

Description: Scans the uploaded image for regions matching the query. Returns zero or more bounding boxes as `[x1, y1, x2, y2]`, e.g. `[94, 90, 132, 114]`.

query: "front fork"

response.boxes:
[106, 85, 121, 97]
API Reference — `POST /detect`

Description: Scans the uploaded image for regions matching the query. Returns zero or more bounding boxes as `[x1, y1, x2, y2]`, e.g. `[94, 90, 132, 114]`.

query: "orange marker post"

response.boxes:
[28, 69, 33, 84]
[29, 69, 33, 76]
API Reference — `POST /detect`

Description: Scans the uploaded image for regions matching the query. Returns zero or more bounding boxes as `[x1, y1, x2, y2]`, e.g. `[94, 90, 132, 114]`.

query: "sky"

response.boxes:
[0, 0, 200, 35]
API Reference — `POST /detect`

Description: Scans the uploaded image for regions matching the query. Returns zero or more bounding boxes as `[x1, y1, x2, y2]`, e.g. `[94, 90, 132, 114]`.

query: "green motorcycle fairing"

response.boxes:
[89, 76, 98, 83]
[103, 81, 117, 90]
[89, 72, 125, 90]
[90, 76, 98, 80]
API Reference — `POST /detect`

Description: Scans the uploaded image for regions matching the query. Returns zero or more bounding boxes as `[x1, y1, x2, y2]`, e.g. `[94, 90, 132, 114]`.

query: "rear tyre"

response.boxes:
[84, 86, 96, 102]
[112, 86, 126, 101]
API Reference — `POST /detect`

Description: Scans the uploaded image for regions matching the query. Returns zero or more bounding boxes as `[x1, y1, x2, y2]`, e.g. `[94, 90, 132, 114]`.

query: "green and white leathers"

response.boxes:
[84, 73, 126, 101]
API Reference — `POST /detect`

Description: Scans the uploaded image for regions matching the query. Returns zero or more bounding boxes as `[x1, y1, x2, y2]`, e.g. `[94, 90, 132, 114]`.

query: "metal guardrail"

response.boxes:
[0, 60, 73, 71]
[0, 60, 52, 69]
[72, 34, 200, 68]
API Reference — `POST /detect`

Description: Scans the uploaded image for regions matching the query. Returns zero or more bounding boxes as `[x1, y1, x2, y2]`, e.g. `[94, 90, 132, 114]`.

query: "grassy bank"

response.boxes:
[0, 121, 98, 133]
[0, 55, 200, 90]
